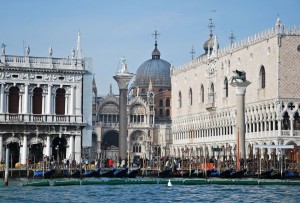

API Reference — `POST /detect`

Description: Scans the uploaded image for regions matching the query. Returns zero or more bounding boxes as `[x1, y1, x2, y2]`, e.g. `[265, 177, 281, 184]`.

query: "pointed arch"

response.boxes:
[223, 77, 228, 98]
[188, 88, 193, 106]
[200, 84, 204, 103]
[259, 66, 266, 89]
[209, 83, 215, 103]
[178, 91, 182, 108]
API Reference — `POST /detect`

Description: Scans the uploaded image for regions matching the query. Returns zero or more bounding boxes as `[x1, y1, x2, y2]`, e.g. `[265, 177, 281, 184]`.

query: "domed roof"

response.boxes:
[203, 34, 214, 53]
[134, 43, 171, 88]
[203, 33, 219, 54]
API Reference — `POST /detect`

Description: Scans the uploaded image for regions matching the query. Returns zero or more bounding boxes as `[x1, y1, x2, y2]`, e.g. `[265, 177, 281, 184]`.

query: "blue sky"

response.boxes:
[1, 0, 300, 94]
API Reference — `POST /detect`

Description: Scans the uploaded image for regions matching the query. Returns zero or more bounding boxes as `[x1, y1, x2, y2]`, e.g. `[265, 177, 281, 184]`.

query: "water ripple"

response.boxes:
[1, 180, 300, 203]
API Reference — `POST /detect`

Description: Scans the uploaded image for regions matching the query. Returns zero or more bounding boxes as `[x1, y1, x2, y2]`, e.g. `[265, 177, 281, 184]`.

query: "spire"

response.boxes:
[92, 75, 97, 96]
[190, 46, 195, 60]
[152, 28, 161, 59]
[229, 31, 236, 46]
[77, 32, 82, 59]
[109, 84, 112, 94]
[208, 18, 215, 38]
[276, 15, 281, 34]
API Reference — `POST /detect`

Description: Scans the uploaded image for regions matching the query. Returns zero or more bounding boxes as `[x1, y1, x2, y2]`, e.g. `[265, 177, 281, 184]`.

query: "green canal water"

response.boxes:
[0, 178, 299, 203]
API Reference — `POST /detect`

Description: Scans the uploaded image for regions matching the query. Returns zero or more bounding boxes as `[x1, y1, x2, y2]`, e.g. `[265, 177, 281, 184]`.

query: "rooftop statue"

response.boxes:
[26, 45, 30, 56]
[231, 69, 246, 83]
[49, 46, 53, 57]
[1, 43, 6, 55]
[72, 48, 75, 58]
[120, 57, 128, 74]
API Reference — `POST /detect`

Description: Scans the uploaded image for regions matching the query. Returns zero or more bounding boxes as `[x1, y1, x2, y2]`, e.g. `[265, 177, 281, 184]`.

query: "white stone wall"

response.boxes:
[171, 26, 300, 159]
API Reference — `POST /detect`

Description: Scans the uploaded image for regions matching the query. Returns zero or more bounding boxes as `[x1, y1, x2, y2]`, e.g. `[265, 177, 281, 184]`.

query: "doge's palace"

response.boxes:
[171, 18, 300, 170]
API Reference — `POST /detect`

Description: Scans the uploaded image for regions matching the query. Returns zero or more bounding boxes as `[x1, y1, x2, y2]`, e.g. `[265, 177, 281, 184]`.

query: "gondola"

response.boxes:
[114, 168, 128, 178]
[82, 169, 100, 178]
[126, 169, 140, 178]
[230, 169, 246, 178]
[245, 169, 273, 179]
[219, 169, 233, 178]
[33, 169, 56, 179]
[192, 169, 212, 178]
[99, 168, 115, 178]
[69, 169, 84, 178]
[172, 169, 195, 178]
[158, 168, 172, 178]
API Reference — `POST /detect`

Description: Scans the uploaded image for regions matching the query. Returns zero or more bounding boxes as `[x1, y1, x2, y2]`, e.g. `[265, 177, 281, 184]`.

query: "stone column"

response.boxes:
[45, 135, 51, 157]
[75, 85, 82, 115]
[230, 77, 251, 164]
[74, 135, 81, 163]
[23, 83, 29, 114]
[68, 135, 75, 160]
[21, 135, 28, 165]
[69, 85, 74, 115]
[113, 70, 134, 164]
[0, 83, 4, 113]
[290, 117, 294, 137]
[278, 118, 282, 136]
[0, 135, 3, 162]
[46, 85, 52, 114]
[95, 127, 102, 159]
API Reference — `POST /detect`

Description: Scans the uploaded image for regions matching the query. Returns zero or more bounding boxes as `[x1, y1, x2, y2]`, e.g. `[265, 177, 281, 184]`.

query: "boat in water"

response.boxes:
[114, 168, 128, 178]
[99, 168, 115, 178]
[33, 169, 56, 179]
[126, 169, 140, 178]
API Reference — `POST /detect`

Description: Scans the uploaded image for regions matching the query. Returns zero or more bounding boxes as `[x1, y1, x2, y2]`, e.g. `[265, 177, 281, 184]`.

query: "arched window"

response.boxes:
[260, 66, 266, 89]
[223, 77, 228, 97]
[9, 86, 20, 113]
[294, 112, 300, 130]
[209, 83, 215, 103]
[166, 98, 170, 107]
[166, 109, 170, 117]
[200, 85, 204, 103]
[55, 88, 66, 115]
[283, 112, 290, 130]
[159, 108, 163, 116]
[178, 91, 182, 108]
[188, 88, 193, 106]
[33, 87, 43, 114]
[159, 99, 163, 107]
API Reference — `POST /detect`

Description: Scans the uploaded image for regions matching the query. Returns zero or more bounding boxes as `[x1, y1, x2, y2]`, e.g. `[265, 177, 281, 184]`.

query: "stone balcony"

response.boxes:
[0, 113, 86, 126]
[1, 55, 84, 70]
[205, 102, 216, 111]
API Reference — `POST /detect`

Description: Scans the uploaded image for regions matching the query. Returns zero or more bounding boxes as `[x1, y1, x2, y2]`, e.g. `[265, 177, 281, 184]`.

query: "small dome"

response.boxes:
[203, 34, 219, 54]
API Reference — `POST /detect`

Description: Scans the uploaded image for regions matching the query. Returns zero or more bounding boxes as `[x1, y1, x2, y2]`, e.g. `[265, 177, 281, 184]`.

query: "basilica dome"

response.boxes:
[134, 43, 171, 88]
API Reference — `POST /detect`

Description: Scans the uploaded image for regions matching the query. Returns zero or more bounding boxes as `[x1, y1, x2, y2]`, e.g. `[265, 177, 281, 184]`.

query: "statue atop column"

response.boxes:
[120, 57, 128, 74]
[230, 69, 246, 83]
